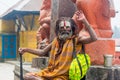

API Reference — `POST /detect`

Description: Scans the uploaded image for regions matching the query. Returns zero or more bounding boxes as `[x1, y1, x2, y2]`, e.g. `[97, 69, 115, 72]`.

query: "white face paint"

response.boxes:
[58, 20, 73, 40]
[59, 20, 71, 27]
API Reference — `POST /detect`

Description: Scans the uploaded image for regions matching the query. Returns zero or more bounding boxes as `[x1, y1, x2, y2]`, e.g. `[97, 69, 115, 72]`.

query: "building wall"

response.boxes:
[0, 20, 1, 56]
[22, 15, 39, 31]
[19, 31, 38, 62]
[19, 15, 40, 62]
[0, 20, 15, 33]
[0, 36, 1, 57]
[0, 15, 39, 61]
[0, 19, 15, 59]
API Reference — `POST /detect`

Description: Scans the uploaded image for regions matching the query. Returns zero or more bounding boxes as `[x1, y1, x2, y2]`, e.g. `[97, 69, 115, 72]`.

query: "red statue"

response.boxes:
[71, 0, 115, 38]
[36, 0, 51, 49]
[37, 0, 115, 49]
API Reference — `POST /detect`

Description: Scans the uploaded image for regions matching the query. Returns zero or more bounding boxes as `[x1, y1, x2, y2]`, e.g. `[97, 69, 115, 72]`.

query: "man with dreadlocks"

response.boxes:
[19, 10, 97, 80]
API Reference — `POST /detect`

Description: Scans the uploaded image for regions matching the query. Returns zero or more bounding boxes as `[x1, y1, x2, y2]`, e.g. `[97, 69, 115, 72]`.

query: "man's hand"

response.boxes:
[75, 10, 86, 23]
[18, 48, 27, 55]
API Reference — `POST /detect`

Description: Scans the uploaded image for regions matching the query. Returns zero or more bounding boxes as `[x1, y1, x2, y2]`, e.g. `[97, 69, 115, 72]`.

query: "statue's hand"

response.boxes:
[75, 10, 86, 23]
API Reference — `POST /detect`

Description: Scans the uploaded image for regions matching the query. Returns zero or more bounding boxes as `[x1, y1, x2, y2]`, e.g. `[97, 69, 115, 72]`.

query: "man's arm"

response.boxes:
[19, 43, 52, 56]
[75, 11, 97, 44]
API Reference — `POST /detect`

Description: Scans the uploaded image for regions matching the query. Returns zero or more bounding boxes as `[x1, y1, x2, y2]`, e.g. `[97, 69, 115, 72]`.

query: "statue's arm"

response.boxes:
[102, 0, 115, 17]
[38, 10, 51, 25]
[39, 16, 51, 25]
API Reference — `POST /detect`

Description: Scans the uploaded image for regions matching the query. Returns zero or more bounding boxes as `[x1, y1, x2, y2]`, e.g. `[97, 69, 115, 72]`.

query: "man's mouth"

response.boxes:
[61, 31, 70, 35]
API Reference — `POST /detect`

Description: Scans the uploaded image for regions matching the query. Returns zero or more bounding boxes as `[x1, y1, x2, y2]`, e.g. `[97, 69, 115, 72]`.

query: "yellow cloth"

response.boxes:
[35, 37, 82, 80]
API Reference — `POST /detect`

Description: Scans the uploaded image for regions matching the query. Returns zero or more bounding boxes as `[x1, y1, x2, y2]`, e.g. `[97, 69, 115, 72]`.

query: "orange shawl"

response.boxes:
[36, 37, 82, 79]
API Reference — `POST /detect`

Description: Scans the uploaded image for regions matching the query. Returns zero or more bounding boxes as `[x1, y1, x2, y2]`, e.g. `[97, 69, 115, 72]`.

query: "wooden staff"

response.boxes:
[20, 53, 24, 80]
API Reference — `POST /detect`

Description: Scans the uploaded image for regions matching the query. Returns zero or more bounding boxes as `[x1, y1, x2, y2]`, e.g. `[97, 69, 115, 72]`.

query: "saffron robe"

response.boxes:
[35, 37, 82, 80]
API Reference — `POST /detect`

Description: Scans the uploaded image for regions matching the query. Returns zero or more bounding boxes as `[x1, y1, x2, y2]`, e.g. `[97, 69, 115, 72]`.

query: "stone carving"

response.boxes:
[36, 0, 51, 49]
[71, 0, 115, 38]
[71, 0, 116, 65]
[37, 0, 115, 49]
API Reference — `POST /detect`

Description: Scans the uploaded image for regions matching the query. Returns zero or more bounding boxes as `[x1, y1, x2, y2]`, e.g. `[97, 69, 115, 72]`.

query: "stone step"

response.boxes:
[14, 63, 120, 80]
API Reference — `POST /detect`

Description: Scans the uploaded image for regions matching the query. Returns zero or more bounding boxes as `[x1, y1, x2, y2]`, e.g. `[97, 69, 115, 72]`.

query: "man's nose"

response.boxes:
[64, 26, 67, 30]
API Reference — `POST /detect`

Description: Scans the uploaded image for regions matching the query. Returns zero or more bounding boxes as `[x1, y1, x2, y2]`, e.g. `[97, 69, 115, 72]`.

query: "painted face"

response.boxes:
[58, 20, 73, 40]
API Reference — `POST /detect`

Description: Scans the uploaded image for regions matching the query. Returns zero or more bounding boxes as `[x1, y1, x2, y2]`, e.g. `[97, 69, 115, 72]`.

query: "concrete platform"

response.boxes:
[13, 62, 120, 80]
[12, 61, 40, 80]
[0, 62, 15, 80]
[86, 65, 120, 80]
[6, 60, 120, 80]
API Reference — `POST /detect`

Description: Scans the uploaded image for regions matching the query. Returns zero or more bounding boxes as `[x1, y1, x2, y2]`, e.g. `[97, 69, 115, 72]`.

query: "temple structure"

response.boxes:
[50, 0, 116, 65]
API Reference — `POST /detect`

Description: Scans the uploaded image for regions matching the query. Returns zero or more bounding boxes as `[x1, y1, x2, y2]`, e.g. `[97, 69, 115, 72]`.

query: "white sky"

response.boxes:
[111, 0, 120, 28]
[0, 0, 120, 28]
[0, 0, 21, 16]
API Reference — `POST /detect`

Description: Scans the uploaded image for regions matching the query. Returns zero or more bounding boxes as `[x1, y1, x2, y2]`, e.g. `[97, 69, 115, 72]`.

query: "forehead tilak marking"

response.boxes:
[64, 20, 66, 26]
[59, 20, 71, 27]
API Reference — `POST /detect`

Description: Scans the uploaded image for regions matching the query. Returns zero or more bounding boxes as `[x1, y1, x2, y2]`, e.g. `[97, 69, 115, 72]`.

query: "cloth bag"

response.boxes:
[69, 39, 91, 80]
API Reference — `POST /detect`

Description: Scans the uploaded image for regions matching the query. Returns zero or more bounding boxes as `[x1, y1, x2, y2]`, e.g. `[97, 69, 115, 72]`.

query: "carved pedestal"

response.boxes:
[32, 57, 48, 69]
[85, 38, 115, 65]
[114, 51, 120, 65]
[86, 66, 120, 80]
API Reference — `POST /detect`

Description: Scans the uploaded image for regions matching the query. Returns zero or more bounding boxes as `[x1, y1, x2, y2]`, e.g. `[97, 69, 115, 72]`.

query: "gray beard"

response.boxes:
[58, 32, 72, 41]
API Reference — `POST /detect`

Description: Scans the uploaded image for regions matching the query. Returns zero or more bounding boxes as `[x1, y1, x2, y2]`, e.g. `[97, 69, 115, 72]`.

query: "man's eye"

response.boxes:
[66, 26, 70, 28]
[66, 26, 71, 30]
[60, 26, 64, 29]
